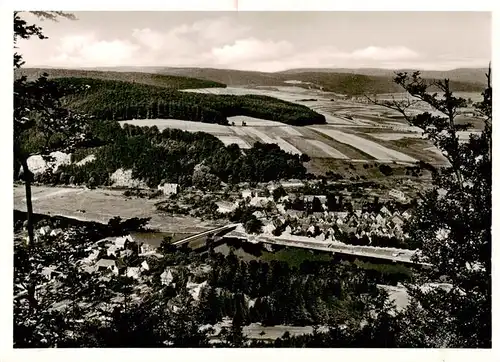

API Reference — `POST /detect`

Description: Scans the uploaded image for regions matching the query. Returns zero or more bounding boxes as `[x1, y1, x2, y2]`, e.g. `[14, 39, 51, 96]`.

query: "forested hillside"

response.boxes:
[282, 72, 485, 94]
[53, 121, 309, 187]
[54, 77, 326, 125]
[15, 68, 226, 89]
[279, 67, 489, 86]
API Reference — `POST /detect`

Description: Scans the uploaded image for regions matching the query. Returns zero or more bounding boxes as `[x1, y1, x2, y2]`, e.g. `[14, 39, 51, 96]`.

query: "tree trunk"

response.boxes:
[20, 159, 35, 248]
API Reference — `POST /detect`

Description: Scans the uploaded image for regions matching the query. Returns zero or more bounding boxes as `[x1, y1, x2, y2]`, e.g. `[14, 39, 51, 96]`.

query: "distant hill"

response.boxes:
[15, 68, 226, 90]
[155, 67, 287, 87]
[18, 66, 486, 95]
[279, 67, 489, 86]
[151, 67, 484, 94]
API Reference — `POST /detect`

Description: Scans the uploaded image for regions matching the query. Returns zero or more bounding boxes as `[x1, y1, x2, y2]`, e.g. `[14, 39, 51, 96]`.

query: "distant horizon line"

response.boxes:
[21, 65, 490, 74]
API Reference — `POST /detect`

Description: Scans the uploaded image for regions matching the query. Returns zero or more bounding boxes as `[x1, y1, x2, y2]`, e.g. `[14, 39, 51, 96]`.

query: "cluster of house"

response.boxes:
[78, 234, 153, 280]
[213, 181, 413, 243]
[160, 264, 211, 291]
[23, 224, 64, 245]
[262, 205, 411, 242]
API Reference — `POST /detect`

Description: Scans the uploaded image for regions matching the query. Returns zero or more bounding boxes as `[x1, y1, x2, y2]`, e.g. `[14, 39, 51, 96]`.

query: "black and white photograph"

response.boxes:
[7, 4, 493, 353]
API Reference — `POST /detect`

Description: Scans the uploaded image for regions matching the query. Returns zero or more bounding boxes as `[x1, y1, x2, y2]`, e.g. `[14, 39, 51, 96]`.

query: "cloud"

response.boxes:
[220, 46, 421, 72]
[41, 16, 486, 71]
[349, 46, 419, 60]
[211, 38, 294, 65]
[50, 33, 139, 67]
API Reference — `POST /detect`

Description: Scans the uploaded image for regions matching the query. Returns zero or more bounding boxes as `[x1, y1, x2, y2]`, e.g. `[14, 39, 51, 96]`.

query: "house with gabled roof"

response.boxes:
[107, 245, 120, 257]
[96, 259, 119, 275]
[161, 268, 175, 286]
[38, 226, 51, 236]
[375, 214, 386, 224]
[392, 215, 404, 227]
[114, 235, 134, 249]
[262, 223, 276, 235]
[126, 267, 141, 280]
[402, 210, 412, 220]
[315, 233, 326, 242]
[41, 266, 59, 280]
[346, 215, 359, 228]
[380, 206, 392, 216]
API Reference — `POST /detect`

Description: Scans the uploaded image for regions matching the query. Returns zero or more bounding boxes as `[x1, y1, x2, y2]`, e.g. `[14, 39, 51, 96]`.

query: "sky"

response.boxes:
[16, 11, 492, 72]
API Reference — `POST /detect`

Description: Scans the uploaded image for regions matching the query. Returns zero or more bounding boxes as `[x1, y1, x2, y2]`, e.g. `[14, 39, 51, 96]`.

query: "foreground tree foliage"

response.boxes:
[15, 211, 403, 347]
[14, 11, 90, 247]
[368, 69, 492, 347]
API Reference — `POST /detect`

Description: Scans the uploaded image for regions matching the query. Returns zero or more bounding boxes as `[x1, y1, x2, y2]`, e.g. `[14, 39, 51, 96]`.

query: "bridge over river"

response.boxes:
[173, 223, 426, 265]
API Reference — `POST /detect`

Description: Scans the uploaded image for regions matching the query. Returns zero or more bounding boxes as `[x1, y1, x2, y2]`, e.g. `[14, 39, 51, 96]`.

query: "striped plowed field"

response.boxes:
[299, 127, 374, 160]
[309, 127, 417, 162]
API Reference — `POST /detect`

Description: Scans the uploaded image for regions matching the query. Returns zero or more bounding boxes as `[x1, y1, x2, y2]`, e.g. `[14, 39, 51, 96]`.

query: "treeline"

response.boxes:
[187, 250, 411, 327]
[54, 77, 326, 126]
[56, 121, 308, 187]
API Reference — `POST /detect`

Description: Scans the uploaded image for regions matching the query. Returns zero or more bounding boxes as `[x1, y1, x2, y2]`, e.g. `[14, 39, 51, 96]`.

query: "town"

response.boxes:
[11, 10, 491, 350]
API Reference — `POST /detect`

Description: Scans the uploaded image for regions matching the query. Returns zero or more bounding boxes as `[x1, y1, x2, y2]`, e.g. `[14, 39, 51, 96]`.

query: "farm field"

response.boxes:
[13, 184, 217, 233]
[243, 127, 276, 144]
[310, 127, 418, 162]
[369, 133, 424, 141]
[121, 85, 482, 166]
[274, 137, 302, 155]
[304, 139, 349, 159]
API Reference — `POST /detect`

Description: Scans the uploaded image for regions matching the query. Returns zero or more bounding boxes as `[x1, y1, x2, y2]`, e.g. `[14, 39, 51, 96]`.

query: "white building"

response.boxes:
[186, 280, 208, 301]
[107, 245, 120, 257]
[158, 183, 179, 196]
[82, 249, 100, 264]
[380, 206, 392, 216]
[216, 201, 237, 214]
[389, 189, 406, 201]
[161, 269, 174, 286]
[126, 267, 141, 280]
[402, 210, 412, 220]
[96, 259, 119, 275]
[249, 197, 269, 207]
[50, 229, 62, 237]
[262, 223, 276, 235]
[114, 235, 133, 249]
[252, 210, 265, 219]
[241, 190, 253, 199]
[41, 266, 58, 280]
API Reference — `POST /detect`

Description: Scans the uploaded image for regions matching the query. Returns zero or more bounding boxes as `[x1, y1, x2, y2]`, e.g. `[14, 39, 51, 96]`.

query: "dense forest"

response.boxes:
[149, 247, 409, 328]
[51, 121, 308, 187]
[53, 77, 326, 125]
